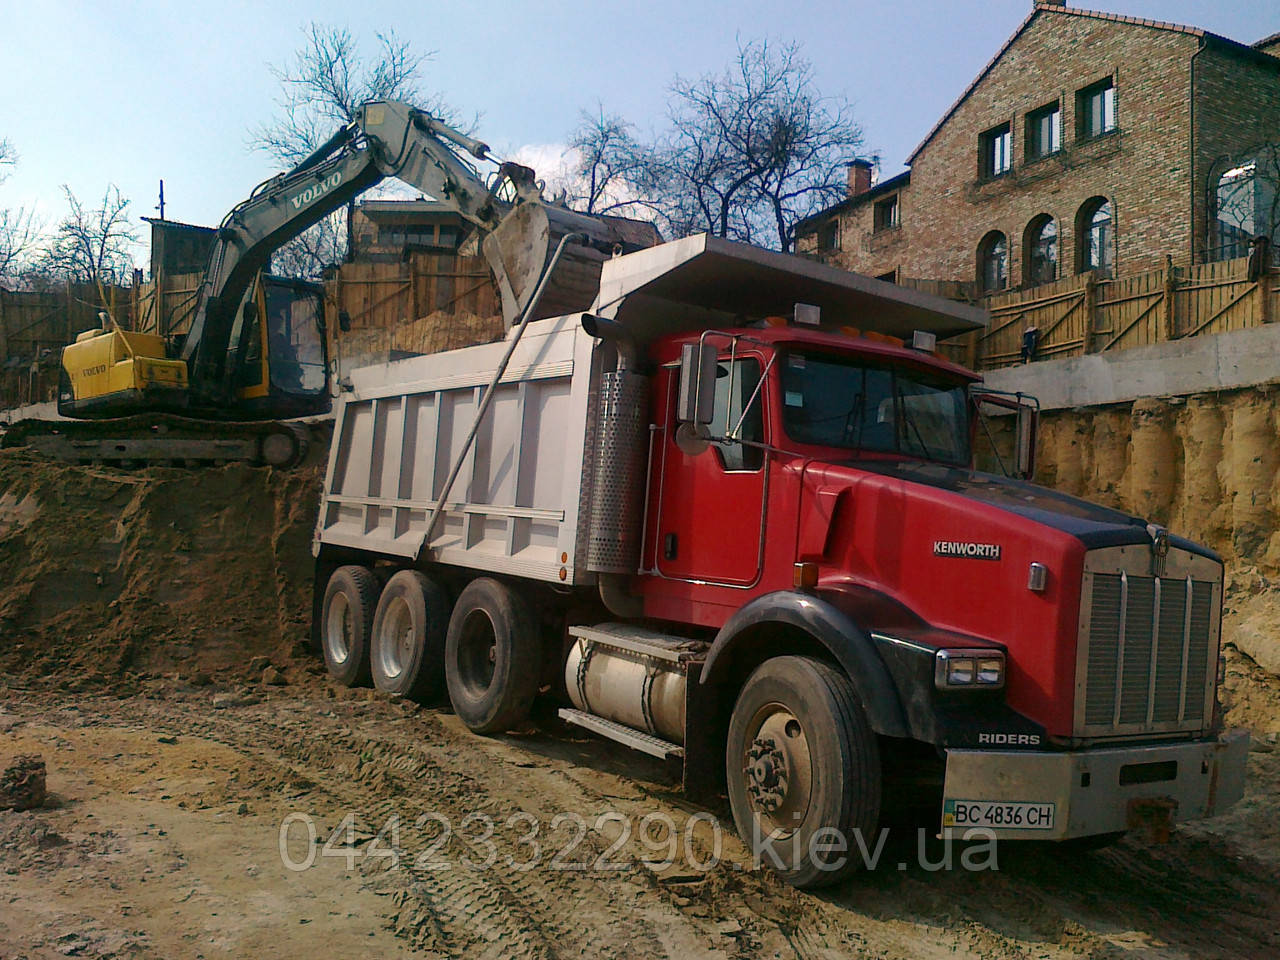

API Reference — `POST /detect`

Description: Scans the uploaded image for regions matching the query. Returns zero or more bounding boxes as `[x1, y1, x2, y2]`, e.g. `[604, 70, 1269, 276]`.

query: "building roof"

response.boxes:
[906, 3, 1279, 164]
[141, 217, 215, 233]
[353, 198, 661, 247]
[356, 199, 461, 219]
[1256, 31, 1280, 51]
[794, 171, 911, 232]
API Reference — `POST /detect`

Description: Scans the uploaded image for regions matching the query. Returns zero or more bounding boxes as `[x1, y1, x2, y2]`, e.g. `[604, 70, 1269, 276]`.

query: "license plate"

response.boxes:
[943, 799, 1056, 830]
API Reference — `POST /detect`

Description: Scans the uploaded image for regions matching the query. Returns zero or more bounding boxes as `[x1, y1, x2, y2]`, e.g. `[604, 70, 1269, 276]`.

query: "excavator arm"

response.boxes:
[182, 99, 640, 405]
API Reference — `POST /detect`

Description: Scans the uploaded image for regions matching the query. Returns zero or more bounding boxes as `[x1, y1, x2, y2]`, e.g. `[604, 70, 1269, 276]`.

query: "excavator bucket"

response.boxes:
[482, 203, 646, 327]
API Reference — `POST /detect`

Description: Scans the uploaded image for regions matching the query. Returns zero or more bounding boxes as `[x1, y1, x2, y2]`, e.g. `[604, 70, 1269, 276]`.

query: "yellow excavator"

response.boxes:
[5, 100, 647, 467]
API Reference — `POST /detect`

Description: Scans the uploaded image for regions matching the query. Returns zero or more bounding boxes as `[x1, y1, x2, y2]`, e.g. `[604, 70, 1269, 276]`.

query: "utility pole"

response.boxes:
[156, 180, 166, 221]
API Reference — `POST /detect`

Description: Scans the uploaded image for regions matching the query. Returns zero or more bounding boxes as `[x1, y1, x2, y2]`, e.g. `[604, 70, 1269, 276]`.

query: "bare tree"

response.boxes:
[251, 23, 444, 278]
[565, 108, 662, 219]
[269, 217, 346, 279]
[36, 186, 138, 289]
[0, 139, 38, 283]
[588, 39, 863, 252]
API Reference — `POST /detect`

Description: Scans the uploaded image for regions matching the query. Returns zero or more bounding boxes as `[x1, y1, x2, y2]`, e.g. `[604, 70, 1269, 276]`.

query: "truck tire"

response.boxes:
[725, 655, 881, 889]
[444, 578, 541, 734]
[370, 570, 449, 701]
[320, 565, 378, 687]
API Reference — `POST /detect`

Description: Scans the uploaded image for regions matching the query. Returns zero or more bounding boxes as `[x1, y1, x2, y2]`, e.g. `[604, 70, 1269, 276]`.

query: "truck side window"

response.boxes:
[709, 358, 764, 471]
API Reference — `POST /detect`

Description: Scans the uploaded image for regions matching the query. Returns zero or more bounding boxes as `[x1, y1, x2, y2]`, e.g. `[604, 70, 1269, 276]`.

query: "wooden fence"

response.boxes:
[0, 280, 141, 408]
[970, 256, 1278, 370]
[131, 271, 204, 337]
[325, 252, 503, 379]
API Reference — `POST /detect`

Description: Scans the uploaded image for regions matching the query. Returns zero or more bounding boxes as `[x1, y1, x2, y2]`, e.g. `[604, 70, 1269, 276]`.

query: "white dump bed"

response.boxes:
[315, 312, 597, 584]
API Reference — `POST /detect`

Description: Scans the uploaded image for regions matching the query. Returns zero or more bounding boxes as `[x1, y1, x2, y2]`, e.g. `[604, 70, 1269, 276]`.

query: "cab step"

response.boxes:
[558, 708, 684, 760]
[568, 623, 706, 665]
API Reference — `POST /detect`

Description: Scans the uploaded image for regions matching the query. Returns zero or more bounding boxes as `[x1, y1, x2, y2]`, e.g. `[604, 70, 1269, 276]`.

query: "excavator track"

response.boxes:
[0, 413, 313, 469]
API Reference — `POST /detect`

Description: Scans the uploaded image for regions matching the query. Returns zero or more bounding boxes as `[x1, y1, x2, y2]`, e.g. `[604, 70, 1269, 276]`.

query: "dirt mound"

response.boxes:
[0, 449, 322, 685]
[1223, 569, 1280, 736]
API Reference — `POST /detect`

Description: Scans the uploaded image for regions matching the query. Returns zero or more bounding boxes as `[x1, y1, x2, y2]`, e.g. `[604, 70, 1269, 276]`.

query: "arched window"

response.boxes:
[978, 231, 1008, 292]
[1077, 197, 1114, 276]
[1023, 215, 1058, 286]
[1213, 159, 1269, 261]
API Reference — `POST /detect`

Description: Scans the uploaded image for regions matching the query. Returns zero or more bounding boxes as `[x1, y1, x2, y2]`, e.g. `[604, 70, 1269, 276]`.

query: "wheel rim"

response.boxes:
[455, 608, 498, 698]
[741, 703, 813, 838]
[325, 592, 353, 665]
[261, 431, 297, 467]
[377, 595, 414, 681]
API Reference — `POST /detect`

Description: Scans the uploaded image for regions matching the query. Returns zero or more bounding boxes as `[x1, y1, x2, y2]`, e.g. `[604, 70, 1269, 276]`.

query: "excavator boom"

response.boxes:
[184, 100, 642, 405]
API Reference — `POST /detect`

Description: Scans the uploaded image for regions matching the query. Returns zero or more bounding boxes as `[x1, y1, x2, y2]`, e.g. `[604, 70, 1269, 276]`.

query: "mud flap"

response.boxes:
[681, 659, 728, 802]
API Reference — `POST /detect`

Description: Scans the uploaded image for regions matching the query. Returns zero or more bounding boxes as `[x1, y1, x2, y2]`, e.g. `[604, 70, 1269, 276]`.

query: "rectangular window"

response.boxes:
[709, 358, 764, 472]
[1026, 102, 1062, 159]
[817, 221, 840, 250]
[1077, 78, 1116, 139]
[873, 194, 900, 232]
[377, 225, 437, 248]
[980, 123, 1012, 179]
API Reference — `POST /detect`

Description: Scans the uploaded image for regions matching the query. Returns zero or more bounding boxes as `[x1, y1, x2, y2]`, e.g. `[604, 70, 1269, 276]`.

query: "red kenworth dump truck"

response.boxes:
[312, 233, 1248, 887]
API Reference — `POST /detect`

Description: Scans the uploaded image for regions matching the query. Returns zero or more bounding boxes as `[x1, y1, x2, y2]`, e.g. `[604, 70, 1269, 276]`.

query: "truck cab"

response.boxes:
[631, 318, 1245, 858]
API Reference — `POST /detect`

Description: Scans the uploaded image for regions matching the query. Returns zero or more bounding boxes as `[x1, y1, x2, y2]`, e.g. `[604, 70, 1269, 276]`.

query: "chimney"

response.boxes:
[847, 159, 874, 198]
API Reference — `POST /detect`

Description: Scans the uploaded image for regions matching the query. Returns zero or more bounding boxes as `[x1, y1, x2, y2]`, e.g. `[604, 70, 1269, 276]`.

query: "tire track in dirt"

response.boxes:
[8, 686, 1279, 960]
[27, 693, 718, 959]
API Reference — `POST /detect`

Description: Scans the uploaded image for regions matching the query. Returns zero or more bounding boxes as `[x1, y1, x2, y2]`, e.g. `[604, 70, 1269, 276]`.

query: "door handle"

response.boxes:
[663, 532, 678, 560]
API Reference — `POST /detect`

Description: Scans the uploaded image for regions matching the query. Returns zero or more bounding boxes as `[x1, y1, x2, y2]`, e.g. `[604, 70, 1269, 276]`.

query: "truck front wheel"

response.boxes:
[726, 656, 881, 888]
[320, 565, 379, 687]
[444, 578, 541, 734]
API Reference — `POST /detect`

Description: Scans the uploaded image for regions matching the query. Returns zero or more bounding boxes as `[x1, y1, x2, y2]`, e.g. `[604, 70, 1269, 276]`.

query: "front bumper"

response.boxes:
[941, 729, 1249, 840]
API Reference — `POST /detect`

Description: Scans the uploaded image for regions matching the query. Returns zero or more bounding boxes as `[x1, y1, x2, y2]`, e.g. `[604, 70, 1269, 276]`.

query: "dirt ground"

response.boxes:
[2, 453, 1280, 960]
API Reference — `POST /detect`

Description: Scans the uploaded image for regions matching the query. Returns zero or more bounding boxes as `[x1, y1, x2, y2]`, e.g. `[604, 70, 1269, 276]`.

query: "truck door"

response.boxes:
[655, 353, 768, 586]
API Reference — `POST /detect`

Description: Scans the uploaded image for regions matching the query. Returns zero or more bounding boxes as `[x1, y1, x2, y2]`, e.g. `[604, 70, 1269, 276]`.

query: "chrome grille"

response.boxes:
[1076, 546, 1220, 738]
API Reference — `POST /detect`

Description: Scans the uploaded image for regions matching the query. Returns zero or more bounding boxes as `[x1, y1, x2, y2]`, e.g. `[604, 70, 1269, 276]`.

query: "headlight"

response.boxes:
[935, 649, 1005, 690]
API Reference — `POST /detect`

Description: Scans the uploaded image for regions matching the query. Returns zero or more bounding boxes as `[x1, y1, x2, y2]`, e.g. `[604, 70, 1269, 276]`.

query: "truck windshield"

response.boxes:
[781, 351, 970, 465]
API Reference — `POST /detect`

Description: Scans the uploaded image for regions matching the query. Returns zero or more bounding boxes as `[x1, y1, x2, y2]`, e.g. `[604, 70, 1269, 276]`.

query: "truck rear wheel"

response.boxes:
[726, 655, 881, 889]
[321, 565, 378, 687]
[371, 570, 449, 701]
[444, 578, 541, 734]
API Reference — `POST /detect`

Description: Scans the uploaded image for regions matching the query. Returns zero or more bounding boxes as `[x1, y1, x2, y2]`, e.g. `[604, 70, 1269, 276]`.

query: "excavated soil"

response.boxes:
[1, 430, 1279, 959]
[0, 451, 320, 687]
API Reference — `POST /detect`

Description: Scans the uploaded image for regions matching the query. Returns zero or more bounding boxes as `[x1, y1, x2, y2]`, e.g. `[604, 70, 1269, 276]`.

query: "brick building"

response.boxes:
[796, 2, 1280, 293]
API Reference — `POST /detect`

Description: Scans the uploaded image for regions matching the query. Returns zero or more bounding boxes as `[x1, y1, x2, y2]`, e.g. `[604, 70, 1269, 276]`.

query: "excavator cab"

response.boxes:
[234, 275, 330, 419]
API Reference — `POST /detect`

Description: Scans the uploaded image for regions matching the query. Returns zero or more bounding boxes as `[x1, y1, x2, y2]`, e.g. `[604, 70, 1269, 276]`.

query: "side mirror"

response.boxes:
[1014, 404, 1037, 480]
[972, 389, 1039, 481]
[676, 342, 716, 425]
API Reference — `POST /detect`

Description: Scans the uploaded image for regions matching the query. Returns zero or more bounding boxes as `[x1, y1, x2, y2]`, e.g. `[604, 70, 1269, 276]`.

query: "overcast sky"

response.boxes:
[1, 0, 1275, 252]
